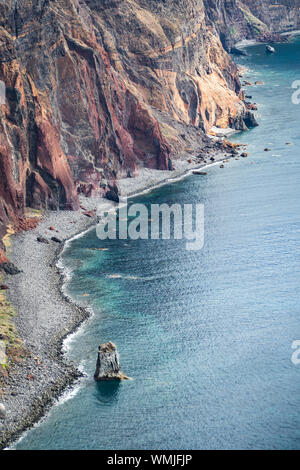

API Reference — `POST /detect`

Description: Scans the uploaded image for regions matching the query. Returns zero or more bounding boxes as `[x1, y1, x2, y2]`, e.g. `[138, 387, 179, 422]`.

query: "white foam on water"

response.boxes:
[62, 305, 95, 354]
[106, 273, 167, 281]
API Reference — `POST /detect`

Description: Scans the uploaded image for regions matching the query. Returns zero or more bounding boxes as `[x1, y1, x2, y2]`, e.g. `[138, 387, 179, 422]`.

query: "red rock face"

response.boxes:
[0, 249, 8, 264]
[0, 0, 295, 248]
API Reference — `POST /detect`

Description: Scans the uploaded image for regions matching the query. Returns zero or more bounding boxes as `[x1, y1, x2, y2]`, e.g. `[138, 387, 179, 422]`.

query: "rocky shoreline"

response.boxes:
[0, 152, 243, 450]
[0, 208, 96, 449]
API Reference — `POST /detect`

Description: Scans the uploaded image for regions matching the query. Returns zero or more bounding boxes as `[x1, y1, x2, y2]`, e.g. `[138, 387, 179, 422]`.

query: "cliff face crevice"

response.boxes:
[0, 0, 298, 247]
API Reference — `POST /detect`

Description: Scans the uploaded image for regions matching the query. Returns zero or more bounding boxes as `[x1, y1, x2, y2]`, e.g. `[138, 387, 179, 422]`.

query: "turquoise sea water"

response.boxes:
[16, 40, 300, 449]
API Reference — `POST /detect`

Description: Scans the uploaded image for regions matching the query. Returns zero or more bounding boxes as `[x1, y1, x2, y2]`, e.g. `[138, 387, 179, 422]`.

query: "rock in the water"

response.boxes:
[231, 47, 248, 57]
[266, 45, 275, 54]
[0, 403, 6, 419]
[245, 102, 258, 111]
[94, 342, 129, 381]
[0, 262, 22, 275]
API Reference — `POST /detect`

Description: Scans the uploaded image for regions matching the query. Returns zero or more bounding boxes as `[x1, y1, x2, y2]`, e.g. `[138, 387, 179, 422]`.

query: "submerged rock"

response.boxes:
[94, 342, 129, 381]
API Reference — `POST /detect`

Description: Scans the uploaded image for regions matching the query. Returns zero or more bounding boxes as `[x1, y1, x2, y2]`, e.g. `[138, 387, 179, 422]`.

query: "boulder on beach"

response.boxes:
[51, 236, 62, 244]
[83, 210, 96, 218]
[0, 261, 22, 275]
[37, 236, 50, 244]
[94, 342, 129, 381]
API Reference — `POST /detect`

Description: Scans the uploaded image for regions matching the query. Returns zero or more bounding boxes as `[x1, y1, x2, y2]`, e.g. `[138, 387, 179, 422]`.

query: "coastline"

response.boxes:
[0, 209, 96, 449]
[0, 152, 236, 449]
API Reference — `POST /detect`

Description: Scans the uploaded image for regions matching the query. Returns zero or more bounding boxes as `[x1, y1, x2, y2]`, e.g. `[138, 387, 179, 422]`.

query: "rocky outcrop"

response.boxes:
[94, 342, 129, 381]
[0, 0, 296, 248]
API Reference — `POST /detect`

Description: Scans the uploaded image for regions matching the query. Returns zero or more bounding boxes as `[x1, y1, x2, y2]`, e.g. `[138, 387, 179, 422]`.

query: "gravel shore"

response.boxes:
[0, 153, 231, 449]
[0, 205, 98, 449]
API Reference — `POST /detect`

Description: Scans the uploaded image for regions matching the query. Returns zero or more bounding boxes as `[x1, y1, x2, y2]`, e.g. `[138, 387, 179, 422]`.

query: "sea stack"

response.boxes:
[94, 342, 129, 381]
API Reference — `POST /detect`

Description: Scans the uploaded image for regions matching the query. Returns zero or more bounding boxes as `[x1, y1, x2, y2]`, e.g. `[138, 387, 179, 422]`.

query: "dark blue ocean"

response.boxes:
[16, 40, 300, 450]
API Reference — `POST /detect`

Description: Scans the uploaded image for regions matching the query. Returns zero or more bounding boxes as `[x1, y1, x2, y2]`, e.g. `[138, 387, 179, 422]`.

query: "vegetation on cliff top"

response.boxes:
[239, 5, 267, 35]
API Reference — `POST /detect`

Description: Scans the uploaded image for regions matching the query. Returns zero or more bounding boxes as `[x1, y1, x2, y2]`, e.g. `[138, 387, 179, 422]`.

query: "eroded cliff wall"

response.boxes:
[0, 0, 297, 249]
[243, 0, 300, 34]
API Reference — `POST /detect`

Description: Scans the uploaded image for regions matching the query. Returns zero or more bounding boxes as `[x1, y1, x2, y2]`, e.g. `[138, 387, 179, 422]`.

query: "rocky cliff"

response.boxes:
[0, 0, 298, 251]
[242, 0, 300, 36]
